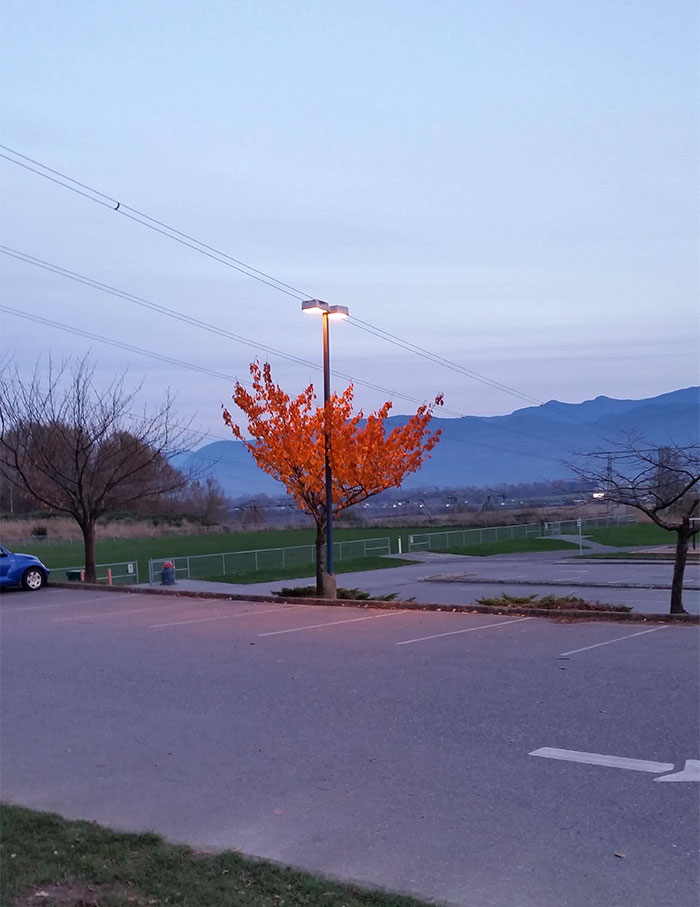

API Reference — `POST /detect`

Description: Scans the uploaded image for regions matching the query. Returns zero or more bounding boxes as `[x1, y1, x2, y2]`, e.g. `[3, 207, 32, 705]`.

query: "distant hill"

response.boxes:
[171, 387, 699, 498]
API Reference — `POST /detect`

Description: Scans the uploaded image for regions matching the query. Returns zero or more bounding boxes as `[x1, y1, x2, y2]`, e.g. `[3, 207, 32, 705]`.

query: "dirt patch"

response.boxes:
[14, 881, 157, 907]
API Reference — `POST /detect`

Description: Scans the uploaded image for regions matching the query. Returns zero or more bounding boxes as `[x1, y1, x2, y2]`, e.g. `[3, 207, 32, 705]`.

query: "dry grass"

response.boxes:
[0, 517, 227, 543]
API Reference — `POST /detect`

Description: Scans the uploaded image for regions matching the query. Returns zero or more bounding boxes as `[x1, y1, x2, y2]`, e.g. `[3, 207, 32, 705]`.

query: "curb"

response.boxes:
[422, 576, 700, 591]
[46, 581, 699, 624]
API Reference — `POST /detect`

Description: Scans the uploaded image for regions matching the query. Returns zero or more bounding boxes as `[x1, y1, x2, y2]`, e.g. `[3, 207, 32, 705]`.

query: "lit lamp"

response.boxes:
[301, 299, 349, 596]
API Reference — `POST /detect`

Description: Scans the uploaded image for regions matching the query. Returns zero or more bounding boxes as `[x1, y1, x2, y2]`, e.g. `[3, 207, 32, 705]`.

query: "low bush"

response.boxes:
[475, 592, 631, 612]
[273, 585, 403, 601]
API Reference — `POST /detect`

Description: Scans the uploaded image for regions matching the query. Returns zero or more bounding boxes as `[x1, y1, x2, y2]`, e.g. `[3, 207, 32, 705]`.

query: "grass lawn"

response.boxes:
[583, 524, 671, 547]
[443, 538, 578, 557]
[0, 804, 430, 907]
[196, 556, 419, 584]
[25, 525, 571, 585]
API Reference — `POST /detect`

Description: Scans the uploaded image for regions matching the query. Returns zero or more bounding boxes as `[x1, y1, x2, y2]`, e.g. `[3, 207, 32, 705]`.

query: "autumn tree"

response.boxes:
[566, 439, 699, 614]
[223, 360, 442, 596]
[0, 357, 194, 582]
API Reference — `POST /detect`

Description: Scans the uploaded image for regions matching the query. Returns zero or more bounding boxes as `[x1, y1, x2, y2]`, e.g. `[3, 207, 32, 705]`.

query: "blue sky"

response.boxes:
[1, 0, 697, 440]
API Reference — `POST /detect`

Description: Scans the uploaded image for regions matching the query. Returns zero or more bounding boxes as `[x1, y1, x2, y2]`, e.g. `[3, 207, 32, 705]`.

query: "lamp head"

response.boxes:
[301, 299, 329, 315]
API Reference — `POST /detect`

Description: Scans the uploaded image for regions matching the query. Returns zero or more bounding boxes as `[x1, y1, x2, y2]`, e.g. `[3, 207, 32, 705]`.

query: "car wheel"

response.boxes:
[21, 567, 45, 591]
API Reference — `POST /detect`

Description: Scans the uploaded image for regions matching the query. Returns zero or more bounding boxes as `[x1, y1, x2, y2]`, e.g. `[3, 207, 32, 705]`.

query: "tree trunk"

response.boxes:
[315, 522, 325, 596]
[669, 527, 690, 614]
[81, 520, 97, 584]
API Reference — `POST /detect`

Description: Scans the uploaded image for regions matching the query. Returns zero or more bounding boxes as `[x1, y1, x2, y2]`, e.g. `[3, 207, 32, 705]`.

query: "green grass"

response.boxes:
[443, 538, 578, 557]
[20, 527, 407, 578]
[196, 556, 418, 584]
[584, 524, 671, 547]
[0, 804, 431, 907]
[20, 526, 573, 585]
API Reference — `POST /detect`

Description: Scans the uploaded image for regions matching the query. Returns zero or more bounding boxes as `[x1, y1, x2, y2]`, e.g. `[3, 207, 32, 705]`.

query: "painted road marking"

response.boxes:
[54, 603, 178, 622]
[149, 605, 303, 628]
[655, 760, 700, 782]
[560, 626, 668, 656]
[2, 602, 76, 613]
[530, 747, 674, 774]
[259, 610, 407, 637]
[396, 616, 533, 646]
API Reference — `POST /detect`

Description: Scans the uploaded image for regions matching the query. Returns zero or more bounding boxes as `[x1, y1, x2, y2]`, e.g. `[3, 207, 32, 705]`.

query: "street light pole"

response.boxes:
[322, 307, 333, 575]
[301, 299, 349, 592]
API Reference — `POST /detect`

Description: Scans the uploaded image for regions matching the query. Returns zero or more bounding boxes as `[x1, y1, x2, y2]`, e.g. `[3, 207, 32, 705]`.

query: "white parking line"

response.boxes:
[258, 610, 407, 637]
[560, 626, 669, 656]
[4, 593, 148, 613]
[149, 605, 303, 628]
[396, 616, 533, 646]
[530, 747, 674, 774]
[54, 603, 179, 622]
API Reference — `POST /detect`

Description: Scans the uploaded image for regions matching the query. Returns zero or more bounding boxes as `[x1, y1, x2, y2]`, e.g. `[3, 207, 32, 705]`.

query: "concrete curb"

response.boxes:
[422, 576, 700, 591]
[46, 581, 699, 624]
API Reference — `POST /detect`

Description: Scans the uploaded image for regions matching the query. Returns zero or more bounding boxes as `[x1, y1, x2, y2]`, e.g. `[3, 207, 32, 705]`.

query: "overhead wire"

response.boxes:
[0, 246, 456, 415]
[1, 144, 617, 443]
[1, 246, 585, 450]
[1, 144, 581, 415]
[0, 303, 564, 464]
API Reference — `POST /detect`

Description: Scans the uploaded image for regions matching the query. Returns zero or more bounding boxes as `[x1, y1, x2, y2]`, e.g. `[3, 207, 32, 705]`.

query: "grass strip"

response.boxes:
[1, 804, 433, 907]
[443, 538, 578, 557]
[583, 525, 670, 547]
[190, 556, 418, 584]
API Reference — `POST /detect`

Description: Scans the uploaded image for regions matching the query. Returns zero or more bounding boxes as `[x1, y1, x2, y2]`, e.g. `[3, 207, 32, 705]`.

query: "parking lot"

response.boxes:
[2, 585, 698, 907]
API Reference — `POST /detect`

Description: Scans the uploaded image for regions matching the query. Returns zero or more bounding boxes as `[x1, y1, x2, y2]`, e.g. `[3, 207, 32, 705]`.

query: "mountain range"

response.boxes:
[172, 387, 699, 499]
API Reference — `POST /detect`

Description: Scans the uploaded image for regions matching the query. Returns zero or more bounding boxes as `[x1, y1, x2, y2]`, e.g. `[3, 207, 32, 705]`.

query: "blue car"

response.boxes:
[0, 545, 50, 591]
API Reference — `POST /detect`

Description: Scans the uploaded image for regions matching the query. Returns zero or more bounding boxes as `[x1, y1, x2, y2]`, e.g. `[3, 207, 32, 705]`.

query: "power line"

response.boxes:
[0, 145, 308, 300]
[1, 144, 579, 415]
[0, 303, 569, 464]
[0, 245, 455, 415]
[0, 304, 242, 384]
[348, 316, 543, 407]
[0, 245, 581, 448]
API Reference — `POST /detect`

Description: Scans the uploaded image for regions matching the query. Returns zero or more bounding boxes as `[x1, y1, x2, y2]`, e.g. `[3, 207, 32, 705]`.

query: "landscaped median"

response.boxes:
[0, 804, 431, 907]
[45, 580, 700, 623]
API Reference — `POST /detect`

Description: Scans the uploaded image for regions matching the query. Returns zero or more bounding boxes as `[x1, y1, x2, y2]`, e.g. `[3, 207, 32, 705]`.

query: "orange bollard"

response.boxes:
[107, 568, 112, 586]
[80, 569, 84, 582]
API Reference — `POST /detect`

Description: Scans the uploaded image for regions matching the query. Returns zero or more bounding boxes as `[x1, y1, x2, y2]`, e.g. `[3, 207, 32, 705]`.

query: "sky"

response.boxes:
[1, 0, 698, 446]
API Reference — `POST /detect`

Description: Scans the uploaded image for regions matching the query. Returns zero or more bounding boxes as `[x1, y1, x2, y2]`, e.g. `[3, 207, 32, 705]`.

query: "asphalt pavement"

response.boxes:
[2, 584, 698, 907]
[153, 548, 700, 616]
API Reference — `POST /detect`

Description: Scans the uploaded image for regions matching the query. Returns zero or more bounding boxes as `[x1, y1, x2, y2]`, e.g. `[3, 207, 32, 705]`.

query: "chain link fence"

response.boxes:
[407, 515, 635, 553]
[51, 560, 140, 585]
[148, 536, 392, 584]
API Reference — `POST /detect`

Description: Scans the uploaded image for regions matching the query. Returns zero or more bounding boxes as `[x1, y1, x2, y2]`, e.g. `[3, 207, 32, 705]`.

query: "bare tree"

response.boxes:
[0, 357, 195, 582]
[566, 439, 699, 614]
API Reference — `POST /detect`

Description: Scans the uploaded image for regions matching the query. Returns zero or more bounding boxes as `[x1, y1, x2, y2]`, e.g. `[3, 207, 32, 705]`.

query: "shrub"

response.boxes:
[31, 524, 48, 537]
[475, 592, 631, 612]
[274, 585, 403, 601]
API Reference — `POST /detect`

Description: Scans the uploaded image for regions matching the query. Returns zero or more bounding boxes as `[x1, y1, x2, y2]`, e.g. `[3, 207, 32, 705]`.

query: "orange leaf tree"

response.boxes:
[223, 361, 442, 593]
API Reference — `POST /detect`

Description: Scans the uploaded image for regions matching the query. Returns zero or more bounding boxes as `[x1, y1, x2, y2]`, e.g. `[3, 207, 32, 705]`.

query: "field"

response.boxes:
[3, 520, 665, 586]
[3, 524, 571, 584]
[584, 523, 672, 546]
